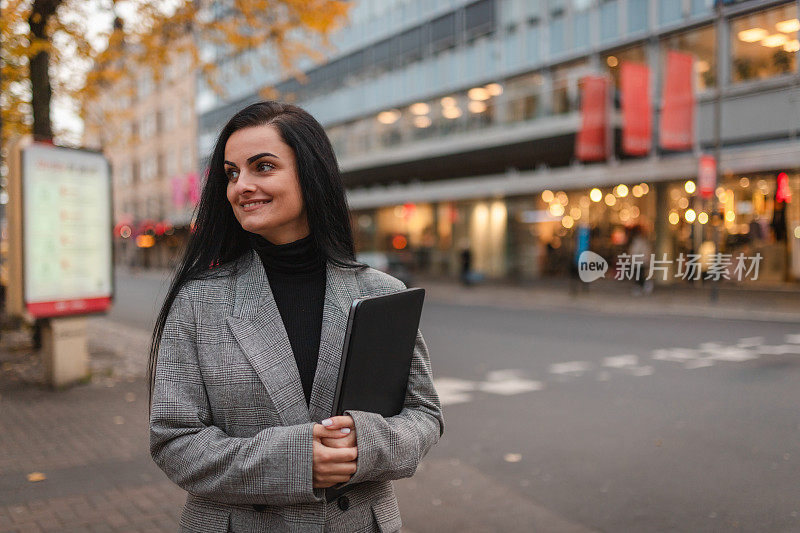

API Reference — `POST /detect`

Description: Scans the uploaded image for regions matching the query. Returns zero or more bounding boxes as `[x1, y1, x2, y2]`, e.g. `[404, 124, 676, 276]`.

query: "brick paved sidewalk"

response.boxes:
[0, 323, 185, 533]
[0, 325, 426, 533]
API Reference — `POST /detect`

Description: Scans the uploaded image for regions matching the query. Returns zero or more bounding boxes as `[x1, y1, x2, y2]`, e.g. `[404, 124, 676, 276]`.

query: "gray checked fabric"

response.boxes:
[150, 248, 444, 533]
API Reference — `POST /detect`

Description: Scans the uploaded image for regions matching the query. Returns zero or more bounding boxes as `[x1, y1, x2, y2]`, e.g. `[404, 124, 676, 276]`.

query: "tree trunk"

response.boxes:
[28, 0, 61, 142]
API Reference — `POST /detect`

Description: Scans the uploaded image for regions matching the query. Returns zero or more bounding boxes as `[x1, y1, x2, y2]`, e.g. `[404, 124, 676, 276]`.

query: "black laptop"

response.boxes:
[325, 287, 425, 502]
[331, 287, 425, 418]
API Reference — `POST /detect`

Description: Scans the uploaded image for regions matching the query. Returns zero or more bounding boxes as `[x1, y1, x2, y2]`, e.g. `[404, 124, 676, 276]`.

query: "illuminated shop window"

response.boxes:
[731, 4, 798, 84]
[661, 25, 717, 91]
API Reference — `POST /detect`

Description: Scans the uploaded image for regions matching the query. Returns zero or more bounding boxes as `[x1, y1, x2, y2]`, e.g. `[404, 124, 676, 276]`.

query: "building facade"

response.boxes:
[84, 51, 199, 269]
[198, 0, 800, 285]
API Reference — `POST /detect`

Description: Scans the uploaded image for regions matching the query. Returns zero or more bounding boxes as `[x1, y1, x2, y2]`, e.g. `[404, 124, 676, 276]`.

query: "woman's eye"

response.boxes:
[257, 162, 275, 172]
[225, 169, 239, 181]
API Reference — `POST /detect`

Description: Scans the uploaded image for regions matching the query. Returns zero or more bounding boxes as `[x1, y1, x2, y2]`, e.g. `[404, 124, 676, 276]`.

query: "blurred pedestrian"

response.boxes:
[459, 239, 473, 286]
[569, 224, 591, 294]
[148, 101, 443, 532]
[629, 225, 653, 295]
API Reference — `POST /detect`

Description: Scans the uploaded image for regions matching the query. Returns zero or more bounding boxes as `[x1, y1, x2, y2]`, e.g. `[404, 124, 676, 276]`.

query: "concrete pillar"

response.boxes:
[41, 317, 89, 388]
[653, 181, 673, 284]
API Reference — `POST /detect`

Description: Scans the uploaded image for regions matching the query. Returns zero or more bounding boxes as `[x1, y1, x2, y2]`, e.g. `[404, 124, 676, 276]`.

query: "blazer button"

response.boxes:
[252, 504, 268, 512]
[337, 495, 350, 511]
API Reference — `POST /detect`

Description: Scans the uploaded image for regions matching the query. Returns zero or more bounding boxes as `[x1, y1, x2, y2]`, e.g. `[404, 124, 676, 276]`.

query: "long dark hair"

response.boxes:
[148, 101, 364, 404]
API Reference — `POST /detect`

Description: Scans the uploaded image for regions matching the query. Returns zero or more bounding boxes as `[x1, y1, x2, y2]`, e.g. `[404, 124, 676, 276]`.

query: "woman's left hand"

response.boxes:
[319, 415, 357, 449]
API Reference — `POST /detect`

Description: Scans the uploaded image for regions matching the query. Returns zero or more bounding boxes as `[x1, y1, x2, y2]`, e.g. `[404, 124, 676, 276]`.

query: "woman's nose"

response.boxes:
[233, 171, 257, 193]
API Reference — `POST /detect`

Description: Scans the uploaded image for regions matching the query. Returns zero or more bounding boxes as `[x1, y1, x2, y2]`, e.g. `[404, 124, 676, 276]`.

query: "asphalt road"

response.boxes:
[111, 267, 800, 532]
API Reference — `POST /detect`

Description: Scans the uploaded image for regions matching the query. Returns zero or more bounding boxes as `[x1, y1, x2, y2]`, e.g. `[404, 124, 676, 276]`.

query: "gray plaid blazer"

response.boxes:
[150, 248, 444, 533]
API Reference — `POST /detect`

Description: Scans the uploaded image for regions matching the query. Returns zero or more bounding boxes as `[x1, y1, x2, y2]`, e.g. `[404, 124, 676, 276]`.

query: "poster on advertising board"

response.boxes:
[20, 143, 114, 318]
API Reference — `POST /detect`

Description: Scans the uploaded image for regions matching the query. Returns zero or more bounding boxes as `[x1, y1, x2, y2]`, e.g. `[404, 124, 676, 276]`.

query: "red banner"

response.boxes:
[621, 62, 651, 156]
[576, 76, 608, 161]
[660, 51, 695, 151]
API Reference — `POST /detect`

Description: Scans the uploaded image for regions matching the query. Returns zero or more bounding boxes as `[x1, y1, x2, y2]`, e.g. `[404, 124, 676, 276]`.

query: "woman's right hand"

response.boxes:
[312, 423, 358, 488]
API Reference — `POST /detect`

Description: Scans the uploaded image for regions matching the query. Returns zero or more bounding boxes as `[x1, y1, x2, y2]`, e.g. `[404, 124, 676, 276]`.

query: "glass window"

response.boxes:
[574, 11, 590, 50]
[658, 0, 682, 26]
[118, 162, 132, 185]
[431, 13, 456, 52]
[465, 0, 495, 38]
[547, 0, 565, 14]
[506, 72, 544, 122]
[526, 24, 541, 62]
[141, 114, 156, 138]
[182, 146, 193, 174]
[731, 4, 798, 84]
[603, 44, 647, 92]
[142, 158, 156, 182]
[552, 59, 590, 115]
[600, 1, 619, 43]
[165, 107, 176, 132]
[661, 25, 716, 91]
[157, 152, 165, 178]
[137, 73, 153, 99]
[504, 31, 523, 67]
[501, 0, 524, 28]
[166, 152, 177, 177]
[690, 0, 711, 16]
[523, 0, 541, 20]
[628, 0, 649, 34]
[549, 15, 566, 55]
[397, 27, 423, 65]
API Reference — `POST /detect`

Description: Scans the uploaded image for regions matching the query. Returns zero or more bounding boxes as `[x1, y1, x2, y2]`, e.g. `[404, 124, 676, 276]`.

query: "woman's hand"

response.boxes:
[312, 416, 358, 488]
[319, 415, 356, 448]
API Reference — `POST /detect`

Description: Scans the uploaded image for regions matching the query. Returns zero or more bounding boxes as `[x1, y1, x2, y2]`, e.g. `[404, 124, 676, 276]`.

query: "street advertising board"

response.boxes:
[21, 143, 114, 318]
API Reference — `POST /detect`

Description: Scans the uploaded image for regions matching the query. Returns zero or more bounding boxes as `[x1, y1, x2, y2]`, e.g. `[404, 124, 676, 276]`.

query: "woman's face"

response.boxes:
[225, 124, 309, 244]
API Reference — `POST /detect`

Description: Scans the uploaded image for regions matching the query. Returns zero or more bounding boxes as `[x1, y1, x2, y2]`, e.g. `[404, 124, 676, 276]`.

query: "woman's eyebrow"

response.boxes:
[247, 152, 279, 164]
[223, 152, 280, 167]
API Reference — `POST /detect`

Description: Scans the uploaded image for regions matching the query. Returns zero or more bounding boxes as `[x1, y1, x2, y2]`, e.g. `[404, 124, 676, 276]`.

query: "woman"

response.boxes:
[148, 101, 444, 533]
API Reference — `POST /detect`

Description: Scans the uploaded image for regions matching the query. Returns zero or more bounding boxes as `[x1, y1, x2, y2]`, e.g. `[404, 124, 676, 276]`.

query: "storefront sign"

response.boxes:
[576, 76, 608, 161]
[660, 51, 695, 151]
[698, 155, 716, 199]
[621, 62, 651, 156]
[21, 144, 113, 318]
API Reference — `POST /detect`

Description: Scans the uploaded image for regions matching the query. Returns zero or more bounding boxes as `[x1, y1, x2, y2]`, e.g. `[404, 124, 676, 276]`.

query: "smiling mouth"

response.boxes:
[241, 200, 272, 211]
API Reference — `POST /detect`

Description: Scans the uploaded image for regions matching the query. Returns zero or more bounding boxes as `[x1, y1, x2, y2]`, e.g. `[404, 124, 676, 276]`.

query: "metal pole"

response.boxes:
[710, 0, 723, 303]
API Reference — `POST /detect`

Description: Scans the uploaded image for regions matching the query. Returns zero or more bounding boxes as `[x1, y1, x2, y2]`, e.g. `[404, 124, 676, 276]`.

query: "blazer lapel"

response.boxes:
[225, 249, 362, 426]
[226, 249, 311, 426]
[308, 263, 360, 422]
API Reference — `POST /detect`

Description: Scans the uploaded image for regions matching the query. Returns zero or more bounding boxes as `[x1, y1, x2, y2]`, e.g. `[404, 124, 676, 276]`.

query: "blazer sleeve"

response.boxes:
[343, 286, 444, 485]
[149, 286, 321, 506]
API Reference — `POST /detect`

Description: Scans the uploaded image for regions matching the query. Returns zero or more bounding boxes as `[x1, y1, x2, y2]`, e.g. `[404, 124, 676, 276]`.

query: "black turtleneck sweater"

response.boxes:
[248, 233, 326, 405]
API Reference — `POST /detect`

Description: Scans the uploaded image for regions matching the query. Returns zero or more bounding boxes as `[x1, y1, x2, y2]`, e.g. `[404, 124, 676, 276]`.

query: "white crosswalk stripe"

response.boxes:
[436, 332, 800, 407]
